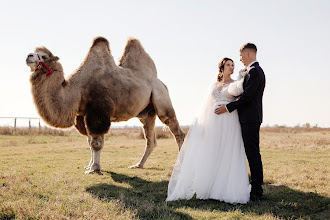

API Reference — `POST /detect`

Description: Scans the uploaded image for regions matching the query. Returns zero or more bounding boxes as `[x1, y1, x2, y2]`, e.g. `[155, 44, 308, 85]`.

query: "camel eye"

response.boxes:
[42, 55, 47, 60]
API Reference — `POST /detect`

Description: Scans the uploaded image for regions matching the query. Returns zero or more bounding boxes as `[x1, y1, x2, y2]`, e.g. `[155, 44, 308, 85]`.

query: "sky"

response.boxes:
[0, 0, 329, 128]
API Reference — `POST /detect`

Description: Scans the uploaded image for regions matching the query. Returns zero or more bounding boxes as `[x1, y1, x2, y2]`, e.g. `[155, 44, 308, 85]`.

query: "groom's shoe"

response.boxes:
[250, 193, 263, 201]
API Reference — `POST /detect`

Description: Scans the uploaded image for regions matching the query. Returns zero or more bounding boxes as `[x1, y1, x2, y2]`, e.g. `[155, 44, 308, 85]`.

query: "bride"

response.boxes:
[166, 57, 251, 204]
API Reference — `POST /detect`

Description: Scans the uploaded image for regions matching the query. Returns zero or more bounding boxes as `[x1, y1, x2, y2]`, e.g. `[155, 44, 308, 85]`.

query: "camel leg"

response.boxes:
[85, 135, 104, 174]
[77, 115, 107, 174]
[129, 112, 157, 169]
[84, 136, 94, 170]
[85, 149, 94, 170]
[75, 115, 88, 136]
[75, 116, 95, 170]
[151, 79, 185, 150]
[84, 103, 111, 174]
[158, 114, 185, 150]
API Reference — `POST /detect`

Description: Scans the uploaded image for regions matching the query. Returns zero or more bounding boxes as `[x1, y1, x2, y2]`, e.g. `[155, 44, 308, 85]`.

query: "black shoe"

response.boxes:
[250, 193, 263, 201]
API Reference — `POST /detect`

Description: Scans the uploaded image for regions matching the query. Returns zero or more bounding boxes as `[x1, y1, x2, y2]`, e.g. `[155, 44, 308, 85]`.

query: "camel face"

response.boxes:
[26, 52, 46, 72]
[26, 47, 59, 72]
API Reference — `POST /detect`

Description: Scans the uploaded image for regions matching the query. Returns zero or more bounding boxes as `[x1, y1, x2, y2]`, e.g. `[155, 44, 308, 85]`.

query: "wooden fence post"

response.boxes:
[0, 117, 41, 129]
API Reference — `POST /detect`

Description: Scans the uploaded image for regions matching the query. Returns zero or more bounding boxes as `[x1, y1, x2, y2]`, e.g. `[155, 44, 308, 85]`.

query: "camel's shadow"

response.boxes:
[86, 171, 329, 219]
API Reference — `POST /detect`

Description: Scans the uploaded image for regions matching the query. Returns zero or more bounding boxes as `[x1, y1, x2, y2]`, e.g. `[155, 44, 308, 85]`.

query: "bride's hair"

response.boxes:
[218, 57, 233, 82]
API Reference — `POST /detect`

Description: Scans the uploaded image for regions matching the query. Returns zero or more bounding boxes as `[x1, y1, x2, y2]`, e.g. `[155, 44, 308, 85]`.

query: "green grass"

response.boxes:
[0, 129, 329, 219]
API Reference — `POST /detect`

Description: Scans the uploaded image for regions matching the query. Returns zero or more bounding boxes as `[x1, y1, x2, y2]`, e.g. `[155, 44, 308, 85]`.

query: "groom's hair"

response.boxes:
[240, 43, 257, 53]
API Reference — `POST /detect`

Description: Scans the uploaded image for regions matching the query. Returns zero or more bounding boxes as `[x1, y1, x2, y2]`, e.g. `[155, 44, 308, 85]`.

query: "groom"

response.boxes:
[216, 43, 266, 201]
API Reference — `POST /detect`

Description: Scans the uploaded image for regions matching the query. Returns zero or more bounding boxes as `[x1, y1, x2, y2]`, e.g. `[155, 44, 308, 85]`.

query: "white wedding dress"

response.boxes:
[166, 77, 251, 204]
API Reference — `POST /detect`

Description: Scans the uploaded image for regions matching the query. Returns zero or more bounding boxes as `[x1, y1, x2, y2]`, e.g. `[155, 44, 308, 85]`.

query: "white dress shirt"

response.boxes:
[247, 60, 258, 69]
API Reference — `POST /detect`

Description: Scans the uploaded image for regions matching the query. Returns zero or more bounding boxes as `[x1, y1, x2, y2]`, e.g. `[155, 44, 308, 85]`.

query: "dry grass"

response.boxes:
[0, 126, 73, 136]
[262, 126, 330, 133]
[0, 127, 329, 219]
[261, 129, 330, 151]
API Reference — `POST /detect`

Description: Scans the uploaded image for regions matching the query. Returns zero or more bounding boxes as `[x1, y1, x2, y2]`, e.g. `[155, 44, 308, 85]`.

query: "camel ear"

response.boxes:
[54, 56, 60, 61]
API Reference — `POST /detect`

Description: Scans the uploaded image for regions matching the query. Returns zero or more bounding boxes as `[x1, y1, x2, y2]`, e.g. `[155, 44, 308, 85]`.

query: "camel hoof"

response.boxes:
[84, 166, 91, 170]
[128, 164, 144, 169]
[85, 169, 103, 175]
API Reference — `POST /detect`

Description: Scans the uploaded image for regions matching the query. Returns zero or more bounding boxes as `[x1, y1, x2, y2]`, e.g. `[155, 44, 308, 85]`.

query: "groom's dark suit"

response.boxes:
[226, 61, 265, 197]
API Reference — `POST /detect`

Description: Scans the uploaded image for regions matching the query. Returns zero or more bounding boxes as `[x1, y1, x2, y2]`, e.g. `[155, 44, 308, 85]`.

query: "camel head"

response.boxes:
[26, 47, 61, 78]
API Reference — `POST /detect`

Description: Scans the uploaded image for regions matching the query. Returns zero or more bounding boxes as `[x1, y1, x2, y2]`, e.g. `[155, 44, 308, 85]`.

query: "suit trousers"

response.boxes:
[241, 123, 263, 196]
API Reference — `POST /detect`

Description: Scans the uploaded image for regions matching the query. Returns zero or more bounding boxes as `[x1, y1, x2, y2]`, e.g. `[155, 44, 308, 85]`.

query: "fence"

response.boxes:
[0, 117, 41, 129]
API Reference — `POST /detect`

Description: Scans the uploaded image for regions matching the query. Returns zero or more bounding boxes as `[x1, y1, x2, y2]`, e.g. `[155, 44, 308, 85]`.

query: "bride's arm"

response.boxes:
[228, 79, 244, 97]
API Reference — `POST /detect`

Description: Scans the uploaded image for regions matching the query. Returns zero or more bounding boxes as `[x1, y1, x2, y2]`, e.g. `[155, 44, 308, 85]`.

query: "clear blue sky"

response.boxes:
[0, 0, 329, 127]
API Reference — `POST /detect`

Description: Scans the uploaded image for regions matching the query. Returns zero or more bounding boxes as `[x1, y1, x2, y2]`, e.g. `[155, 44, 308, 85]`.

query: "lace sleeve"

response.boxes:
[228, 79, 244, 96]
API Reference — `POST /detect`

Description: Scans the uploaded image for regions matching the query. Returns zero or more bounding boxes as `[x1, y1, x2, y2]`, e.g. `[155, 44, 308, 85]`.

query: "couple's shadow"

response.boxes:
[86, 171, 329, 219]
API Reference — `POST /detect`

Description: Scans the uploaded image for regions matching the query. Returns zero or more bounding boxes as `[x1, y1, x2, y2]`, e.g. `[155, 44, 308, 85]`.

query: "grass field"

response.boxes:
[0, 127, 329, 219]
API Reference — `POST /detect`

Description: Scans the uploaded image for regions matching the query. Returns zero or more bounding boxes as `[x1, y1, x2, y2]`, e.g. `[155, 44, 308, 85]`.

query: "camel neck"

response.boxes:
[31, 70, 80, 128]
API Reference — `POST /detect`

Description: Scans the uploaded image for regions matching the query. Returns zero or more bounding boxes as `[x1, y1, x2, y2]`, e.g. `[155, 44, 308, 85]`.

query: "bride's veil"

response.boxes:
[167, 74, 219, 199]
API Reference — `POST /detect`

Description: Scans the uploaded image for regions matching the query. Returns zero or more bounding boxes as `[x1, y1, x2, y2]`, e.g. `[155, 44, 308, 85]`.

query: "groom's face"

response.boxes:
[240, 50, 249, 67]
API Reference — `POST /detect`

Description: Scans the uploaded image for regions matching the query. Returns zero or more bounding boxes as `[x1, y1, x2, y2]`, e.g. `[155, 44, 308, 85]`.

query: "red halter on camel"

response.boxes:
[35, 54, 55, 76]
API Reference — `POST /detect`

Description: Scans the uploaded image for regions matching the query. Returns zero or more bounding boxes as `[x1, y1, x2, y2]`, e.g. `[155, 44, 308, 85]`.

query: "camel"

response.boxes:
[26, 36, 185, 174]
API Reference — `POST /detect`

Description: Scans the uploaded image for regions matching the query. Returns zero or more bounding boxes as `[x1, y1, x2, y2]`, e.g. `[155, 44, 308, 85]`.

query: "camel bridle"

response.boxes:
[35, 54, 55, 77]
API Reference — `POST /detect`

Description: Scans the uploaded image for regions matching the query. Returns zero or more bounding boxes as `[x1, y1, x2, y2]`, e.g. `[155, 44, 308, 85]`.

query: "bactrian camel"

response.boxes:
[26, 36, 185, 174]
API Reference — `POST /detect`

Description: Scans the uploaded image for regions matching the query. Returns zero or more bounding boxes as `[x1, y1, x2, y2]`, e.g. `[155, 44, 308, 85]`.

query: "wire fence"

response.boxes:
[0, 117, 41, 129]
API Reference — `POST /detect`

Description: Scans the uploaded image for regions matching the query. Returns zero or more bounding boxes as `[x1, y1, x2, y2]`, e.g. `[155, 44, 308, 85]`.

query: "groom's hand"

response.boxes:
[215, 104, 228, 115]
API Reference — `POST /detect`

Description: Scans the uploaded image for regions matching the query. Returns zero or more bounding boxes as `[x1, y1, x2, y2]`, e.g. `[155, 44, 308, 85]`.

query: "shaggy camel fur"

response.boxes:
[26, 37, 185, 174]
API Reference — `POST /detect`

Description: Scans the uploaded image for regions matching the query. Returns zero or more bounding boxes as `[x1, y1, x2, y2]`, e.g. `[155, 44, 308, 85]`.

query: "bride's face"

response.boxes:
[223, 60, 234, 76]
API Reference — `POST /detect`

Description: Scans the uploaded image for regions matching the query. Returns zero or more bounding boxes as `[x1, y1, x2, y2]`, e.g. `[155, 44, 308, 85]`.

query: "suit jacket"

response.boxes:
[226, 62, 265, 124]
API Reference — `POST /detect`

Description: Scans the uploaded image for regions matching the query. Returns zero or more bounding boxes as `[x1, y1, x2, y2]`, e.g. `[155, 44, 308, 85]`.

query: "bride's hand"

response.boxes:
[214, 104, 228, 115]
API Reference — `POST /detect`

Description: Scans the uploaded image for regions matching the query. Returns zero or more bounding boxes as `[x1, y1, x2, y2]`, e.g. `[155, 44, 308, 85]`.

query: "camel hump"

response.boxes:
[119, 38, 157, 76]
[123, 38, 143, 52]
[91, 36, 111, 53]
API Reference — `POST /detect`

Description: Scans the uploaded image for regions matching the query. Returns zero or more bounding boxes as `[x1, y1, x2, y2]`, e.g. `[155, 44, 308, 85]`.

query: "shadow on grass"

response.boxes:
[86, 172, 329, 219]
